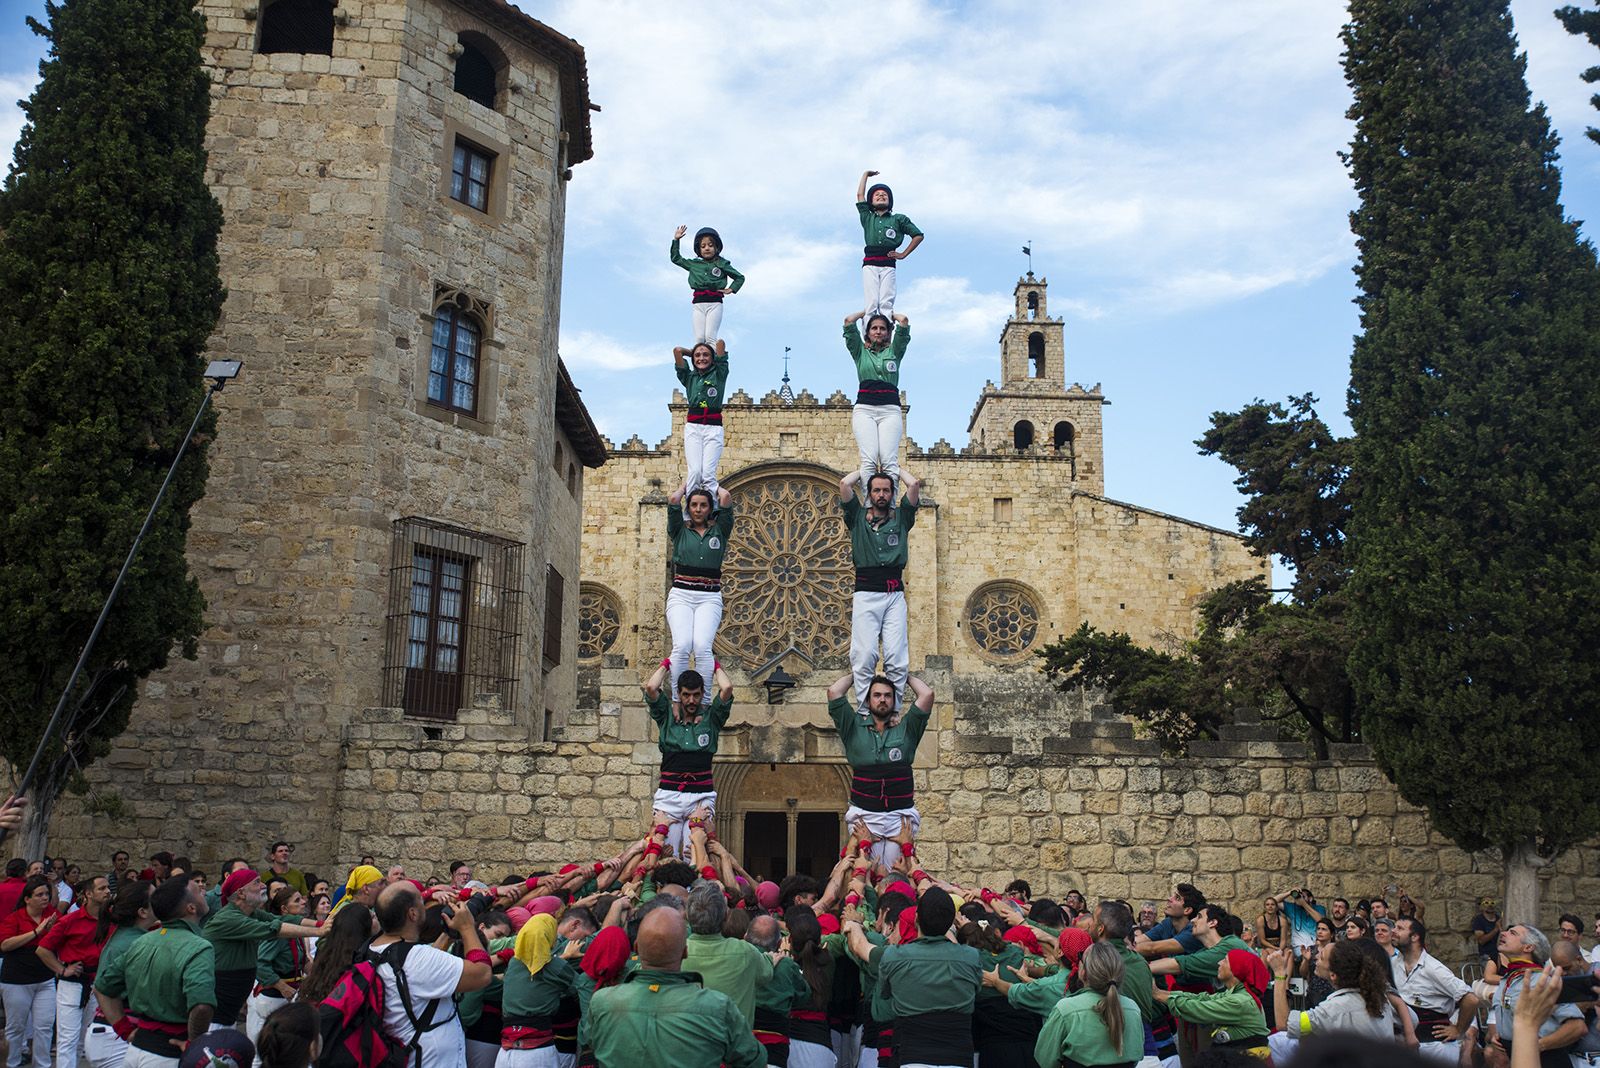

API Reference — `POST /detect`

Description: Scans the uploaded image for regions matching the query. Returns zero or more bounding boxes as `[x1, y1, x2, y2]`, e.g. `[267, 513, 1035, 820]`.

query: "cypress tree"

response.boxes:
[1556, 5, 1600, 145]
[0, 0, 224, 855]
[1343, 0, 1600, 917]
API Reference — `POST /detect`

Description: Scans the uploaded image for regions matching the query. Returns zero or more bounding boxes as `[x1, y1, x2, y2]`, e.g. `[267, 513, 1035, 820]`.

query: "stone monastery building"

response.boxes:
[45, 0, 1599, 937]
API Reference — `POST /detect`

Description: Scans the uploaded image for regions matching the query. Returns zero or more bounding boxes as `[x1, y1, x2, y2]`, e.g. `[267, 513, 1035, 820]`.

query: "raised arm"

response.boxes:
[844, 311, 865, 325]
[904, 674, 934, 714]
[673, 346, 689, 369]
[712, 663, 734, 702]
[856, 170, 878, 202]
[643, 659, 670, 701]
[901, 471, 921, 507]
[1267, 947, 1293, 1031]
[839, 472, 861, 503]
[671, 225, 689, 267]
[827, 673, 855, 702]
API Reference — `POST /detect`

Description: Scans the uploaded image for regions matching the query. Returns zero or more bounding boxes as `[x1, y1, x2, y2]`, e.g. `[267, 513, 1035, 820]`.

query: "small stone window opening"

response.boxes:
[543, 564, 565, 672]
[994, 498, 1013, 522]
[1013, 420, 1035, 451]
[541, 709, 556, 742]
[1026, 291, 1039, 320]
[453, 39, 499, 110]
[567, 462, 578, 496]
[428, 298, 482, 416]
[450, 138, 494, 212]
[258, 0, 335, 55]
[1053, 421, 1074, 450]
[553, 440, 565, 471]
[1028, 332, 1046, 378]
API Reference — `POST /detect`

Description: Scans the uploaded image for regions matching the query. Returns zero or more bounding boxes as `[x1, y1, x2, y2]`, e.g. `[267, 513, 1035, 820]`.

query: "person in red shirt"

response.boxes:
[0, 858, 27, 916]
[37, 875, 112, 1068]
[1, 876, 59, 1068]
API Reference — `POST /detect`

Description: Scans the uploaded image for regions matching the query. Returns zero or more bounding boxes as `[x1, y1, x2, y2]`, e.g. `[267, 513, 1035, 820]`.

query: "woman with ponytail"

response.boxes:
[1268, 938, 1394, 1061]
[783, 907, 836, 1068]
[1032, 941, 1142, 1068]
[85, 881, 156, 1068]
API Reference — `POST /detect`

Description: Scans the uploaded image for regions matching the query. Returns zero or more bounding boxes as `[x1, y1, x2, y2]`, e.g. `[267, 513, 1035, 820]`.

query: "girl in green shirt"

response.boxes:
[665, 484, 734, 698]
[673, 340, 730, 499]
[671, 225, 744, 343]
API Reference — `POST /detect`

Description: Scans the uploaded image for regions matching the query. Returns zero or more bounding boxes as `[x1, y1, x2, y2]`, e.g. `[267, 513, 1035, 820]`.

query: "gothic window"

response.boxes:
[429, 298, 482, 416]
[1013, 420, 1035, 451]
[715, 470, 854, 669]
[1053, 421, 1075, 450]
[453, 37, 499, 110]
[964, 581, 1045, 663]
[1028, 331, 1046, 378]
[450, 138, 494, 212]
[577, 583, 623, 662]
[258, 0, 334, 55]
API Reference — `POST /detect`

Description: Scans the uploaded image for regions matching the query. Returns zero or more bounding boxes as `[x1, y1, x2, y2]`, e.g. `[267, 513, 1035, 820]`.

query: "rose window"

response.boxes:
[964, 581, 1045, 662]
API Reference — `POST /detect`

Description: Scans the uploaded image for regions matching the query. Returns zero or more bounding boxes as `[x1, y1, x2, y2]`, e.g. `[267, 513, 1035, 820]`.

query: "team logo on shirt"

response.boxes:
[708, 536, 721, 549]
[888, 747, 903, 762]
[885, 227, 897, 239]
[886, 533, 899, 546]
[711, 267, 722, 277]
[885, 360, 897, 373]
[706, 386, 717, 398]
[697, 733, 710, 747]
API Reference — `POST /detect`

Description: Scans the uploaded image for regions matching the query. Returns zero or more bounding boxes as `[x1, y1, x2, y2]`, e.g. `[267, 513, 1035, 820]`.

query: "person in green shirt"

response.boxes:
[827, 668, 934, 870]
[203, 869, 321, 1032]
[1149, 904, 1251, 989]
[842, 311, 911, 494]
[671, 225, 744, 343]
[498, 913, 577, 1061]
[95, 873, 216, 1059]
[262, 842, 308, 898]
[86, 881, 159, 1066]
[587, 906, 764, 1068]
[855, 169, 923, 319]
[682, 881, 773, 1027]
[674, 340, 731, 499]
[1155, 947, 1271, 1058]
[664, 483, 735, 700]
[838, 469, 921, 715]
[244, 885, 313, 1043]
[748, 913, 809, 1065]
[869, 887, 981, 1067]
[1033, 942, 1143, 1068]
[642, 657, 734, 862]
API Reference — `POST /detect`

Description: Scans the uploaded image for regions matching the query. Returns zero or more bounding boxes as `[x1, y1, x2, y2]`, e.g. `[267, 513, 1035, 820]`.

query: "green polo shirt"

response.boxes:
[977, 944, 1027, 1002]
[755, 955, 811, 1016]
[668, 502, 735, 572]
[843, 321, 910, 387]
[588, 969, 765, 1068]
[254, 933, 306, 986]
[266, 868, 308, 897]
[829, 696, 929, 772]
[98, 925, 146, 978]
[683, 933, 773, 1026]
[856, 204, 922, 251]
[841, 496, 916, 572]
[96, 919, 215, 1024]
[502, 955, 576, 1021]
[875, 937, 981, 1018]
[1034, 989, 1143, 1068]
[646, 690, 732, 758]
[1166, 984, 1269, 1040]
[203, 904, 285, 972]
[1173, 935, 1252, 987]
[670, 240, 745, 294]
[676, 353, 731, 416]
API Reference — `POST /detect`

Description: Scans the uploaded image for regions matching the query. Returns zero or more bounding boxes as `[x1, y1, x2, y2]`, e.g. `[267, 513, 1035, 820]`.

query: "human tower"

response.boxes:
[638, 171, 934, 870]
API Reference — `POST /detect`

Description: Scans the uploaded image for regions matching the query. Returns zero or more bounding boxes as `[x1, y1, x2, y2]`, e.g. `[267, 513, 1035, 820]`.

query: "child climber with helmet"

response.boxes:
[671, 225, 744, 342]
[856, 170, 924, 318]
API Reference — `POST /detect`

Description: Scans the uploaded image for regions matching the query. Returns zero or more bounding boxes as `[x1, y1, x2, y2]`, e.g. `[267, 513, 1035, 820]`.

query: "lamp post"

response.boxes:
[0, 360, 242, 847]
[763, 665, 796, 705]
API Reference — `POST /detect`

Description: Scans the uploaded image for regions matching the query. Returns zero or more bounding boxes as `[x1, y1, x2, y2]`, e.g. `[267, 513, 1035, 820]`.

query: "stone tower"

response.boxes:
[967, 274, 1105, 493]
[47, 0, 605, 869]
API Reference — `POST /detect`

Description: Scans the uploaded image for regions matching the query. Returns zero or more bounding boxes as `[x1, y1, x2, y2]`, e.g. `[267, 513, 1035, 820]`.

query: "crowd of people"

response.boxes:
[0, 779, 1597, 1068]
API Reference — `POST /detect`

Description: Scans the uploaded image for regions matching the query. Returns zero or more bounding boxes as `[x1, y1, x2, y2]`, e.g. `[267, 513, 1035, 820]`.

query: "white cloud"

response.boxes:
[0, 73, 37, 172]
[559, 328, 662, 373]
[894, 276, 1015, 363]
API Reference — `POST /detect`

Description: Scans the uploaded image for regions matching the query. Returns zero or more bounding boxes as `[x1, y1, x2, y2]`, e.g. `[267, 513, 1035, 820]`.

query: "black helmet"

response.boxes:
[866, 183, 893, 211]
[692, 227, 723, 256]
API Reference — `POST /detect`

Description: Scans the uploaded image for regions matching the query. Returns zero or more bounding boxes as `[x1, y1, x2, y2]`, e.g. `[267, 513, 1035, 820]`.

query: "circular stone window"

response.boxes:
[577, 583, 623, 662]
[964, 580, 1045, 663]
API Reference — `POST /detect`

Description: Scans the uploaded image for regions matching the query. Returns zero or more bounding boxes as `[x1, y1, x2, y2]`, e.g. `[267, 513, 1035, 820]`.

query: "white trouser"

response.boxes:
[683, 423, 724, 498]
[850, 590, 908, 708]
[692, 301, 724, 343]
[245, 991, 287, 1043]
[788, 1040, 834, 1068]
[862, 266, 896, 318]
[2, 979, 54, 1068]
[555, 1051, 576, 1068]
[85, 1020, 129, 1068]
[831, 1024, 861, 1068]
[55, 979, 93, 1068]
[651, 789, 717, 859]
[1414, 1041, 1461, 1064]
[494, 1046, 559, 1068]
[465, 1039, 500, 1068]
[845, 806, 921, 870]
[122, 1050, 180, 1068]
[1267, 1031, 1299, 1065]
[666, 588, 723, 697]
[857, 1048, 879, 1068]
[851, 404, 902, 490]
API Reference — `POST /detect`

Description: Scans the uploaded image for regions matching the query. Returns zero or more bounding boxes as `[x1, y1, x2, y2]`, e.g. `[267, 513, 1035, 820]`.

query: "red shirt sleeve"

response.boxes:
[0, 909, 34, 941]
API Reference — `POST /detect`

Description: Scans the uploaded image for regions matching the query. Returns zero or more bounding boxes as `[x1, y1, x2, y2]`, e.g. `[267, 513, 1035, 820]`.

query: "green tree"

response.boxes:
[1556, 4, 1600, 146]
[1039, 396, 1356, 758]
[0, 0, 224, 857]
[1343, 0, 1600, 919]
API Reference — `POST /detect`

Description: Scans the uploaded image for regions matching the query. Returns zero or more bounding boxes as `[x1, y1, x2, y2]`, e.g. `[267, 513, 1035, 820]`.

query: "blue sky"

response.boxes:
[4, 1, 1600, 541]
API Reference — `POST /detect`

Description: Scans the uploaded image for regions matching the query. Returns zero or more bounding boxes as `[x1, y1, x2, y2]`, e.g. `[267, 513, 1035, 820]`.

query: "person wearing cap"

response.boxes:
[1472, 897, 1503, 961]
[854, 170, 923, 319]
[673, 340, 732, 499]
[641, 660, 734, 860]
[827, 670, 934, 869]
[35, 874, 113, 1068]
[661, 482, 735, 700]
[587, 906, 764, 1068]
[670, 224, 744, 343]
[867, 886, 981, 1068]
[95, 873, 216, 1065]
[840, 310, 912, 503]
[836, 470, 921, 714]
[202, 870, 322, 1032]
[1154, 947, 1271, 1063]
[176, 1028, 253, 1068]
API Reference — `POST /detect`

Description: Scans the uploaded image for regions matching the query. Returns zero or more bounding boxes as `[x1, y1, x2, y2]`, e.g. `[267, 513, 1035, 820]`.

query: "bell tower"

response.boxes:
[967, 274, 1106, 493]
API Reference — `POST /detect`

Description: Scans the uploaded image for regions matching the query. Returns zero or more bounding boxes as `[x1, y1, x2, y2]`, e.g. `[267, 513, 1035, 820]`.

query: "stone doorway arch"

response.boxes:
[714, 761, 850, 882]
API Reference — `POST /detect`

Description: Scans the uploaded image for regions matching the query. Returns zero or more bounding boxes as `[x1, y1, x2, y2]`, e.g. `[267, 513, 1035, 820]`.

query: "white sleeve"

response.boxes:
[406, 945, 466, 999]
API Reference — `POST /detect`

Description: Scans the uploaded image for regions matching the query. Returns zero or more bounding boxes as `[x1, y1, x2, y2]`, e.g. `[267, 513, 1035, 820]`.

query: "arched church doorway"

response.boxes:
[714, 762, 850, 882]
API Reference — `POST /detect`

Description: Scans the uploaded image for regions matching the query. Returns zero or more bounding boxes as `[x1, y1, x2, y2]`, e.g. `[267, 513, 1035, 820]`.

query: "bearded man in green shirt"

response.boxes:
[202, 869, 322, 1030]
[588, 905, 764, 1068]
[839, 469, 920, 713]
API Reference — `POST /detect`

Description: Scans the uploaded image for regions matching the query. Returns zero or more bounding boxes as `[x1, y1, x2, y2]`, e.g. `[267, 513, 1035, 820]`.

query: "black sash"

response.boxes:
[850, 764, 914, 812]
[896, 1010, 973, 1064]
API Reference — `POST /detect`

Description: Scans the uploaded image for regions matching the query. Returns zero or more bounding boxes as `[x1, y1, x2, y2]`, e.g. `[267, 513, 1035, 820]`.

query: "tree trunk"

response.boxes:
[17, 783, 56, 863]
[1503, 838, 1549, 924]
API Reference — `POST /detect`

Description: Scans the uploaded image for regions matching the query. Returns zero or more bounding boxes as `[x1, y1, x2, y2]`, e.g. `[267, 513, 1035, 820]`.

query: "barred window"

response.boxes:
[384, 518, 525, 720]
[450, 139, 493, 212]
[429, 302, 480, 415]
[258, 0, 334, 55]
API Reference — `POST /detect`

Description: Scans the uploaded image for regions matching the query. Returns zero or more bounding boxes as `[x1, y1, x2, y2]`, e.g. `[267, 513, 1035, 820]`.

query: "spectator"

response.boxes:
[1391, 917, 1476, 1063]
[253, 1000, 318, 1068]
[148, 853, 174, 883]
[1471, 898, 1502, 962]
[296, 904, 375, 1006]
[107, 851, 131, 896]
[1267, 939, 1392, 1062]
[1558, 914, 1584, 947]
[0, 876, 58, 1068]
[263, 843, 308, 898]
[368, 882, 492, 1068]
[1257, 894, 1288, 954]
[1280, 888, 1327, 959]
[1137, 901, 1160, 934]
[1482, 923, 1585, 1068]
